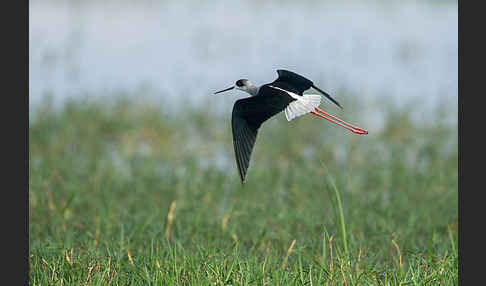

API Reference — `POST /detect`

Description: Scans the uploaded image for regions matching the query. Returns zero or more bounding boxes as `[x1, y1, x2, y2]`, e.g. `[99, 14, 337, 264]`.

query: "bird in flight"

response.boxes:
[214, 69, 368, 183]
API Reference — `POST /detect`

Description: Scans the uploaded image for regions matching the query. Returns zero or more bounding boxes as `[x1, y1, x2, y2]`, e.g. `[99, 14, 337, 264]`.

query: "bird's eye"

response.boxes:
[236, 80, 243, 87]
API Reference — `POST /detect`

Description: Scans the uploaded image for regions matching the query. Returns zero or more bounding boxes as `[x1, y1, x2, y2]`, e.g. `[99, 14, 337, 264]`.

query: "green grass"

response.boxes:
[29, 94, 458, 285]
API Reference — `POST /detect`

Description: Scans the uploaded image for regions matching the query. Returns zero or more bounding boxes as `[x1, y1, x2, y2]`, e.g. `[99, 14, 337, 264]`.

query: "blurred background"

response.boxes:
[29, 0, 457, 123]
[29, 0, 458, 283]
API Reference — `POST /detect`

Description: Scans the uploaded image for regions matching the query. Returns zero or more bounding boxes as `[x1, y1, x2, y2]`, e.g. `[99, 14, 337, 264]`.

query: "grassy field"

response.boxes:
[29, 94, 457, 285]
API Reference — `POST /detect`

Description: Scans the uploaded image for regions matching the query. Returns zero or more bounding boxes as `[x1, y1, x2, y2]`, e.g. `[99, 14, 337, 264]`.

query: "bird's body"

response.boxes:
[214, 69, 367, 183]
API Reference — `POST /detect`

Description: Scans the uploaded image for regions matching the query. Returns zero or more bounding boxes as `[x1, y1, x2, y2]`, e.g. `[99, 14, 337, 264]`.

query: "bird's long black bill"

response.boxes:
[214, 86, 235, 94]
[312, 84, 343, 109]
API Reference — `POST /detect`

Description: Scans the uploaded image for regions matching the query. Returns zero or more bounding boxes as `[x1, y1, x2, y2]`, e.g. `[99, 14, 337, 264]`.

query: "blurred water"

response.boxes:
[29, 1, 457, 122]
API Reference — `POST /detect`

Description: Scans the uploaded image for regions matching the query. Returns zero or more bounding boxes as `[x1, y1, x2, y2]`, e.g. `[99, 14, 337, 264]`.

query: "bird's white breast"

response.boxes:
[268, 85, 321, 121]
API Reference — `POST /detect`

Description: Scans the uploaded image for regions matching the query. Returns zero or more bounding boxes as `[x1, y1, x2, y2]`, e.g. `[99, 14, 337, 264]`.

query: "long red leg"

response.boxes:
[314, 107, 368, 133]
[311, 108, 368, 135]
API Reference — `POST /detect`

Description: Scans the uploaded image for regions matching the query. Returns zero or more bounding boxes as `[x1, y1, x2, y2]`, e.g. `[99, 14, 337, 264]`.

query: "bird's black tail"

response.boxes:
[312, 84, 343, 109]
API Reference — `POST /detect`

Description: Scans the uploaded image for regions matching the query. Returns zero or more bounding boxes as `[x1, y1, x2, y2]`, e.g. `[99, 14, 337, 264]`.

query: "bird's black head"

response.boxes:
[235, 79, 249, 88]
[214, 78, 254, 95]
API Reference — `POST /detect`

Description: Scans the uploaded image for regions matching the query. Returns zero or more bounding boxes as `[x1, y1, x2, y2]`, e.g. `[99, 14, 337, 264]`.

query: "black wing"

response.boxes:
[272, 69, 342, 108]
[272, 69, 314, 95]
[231, 85, 295, 183]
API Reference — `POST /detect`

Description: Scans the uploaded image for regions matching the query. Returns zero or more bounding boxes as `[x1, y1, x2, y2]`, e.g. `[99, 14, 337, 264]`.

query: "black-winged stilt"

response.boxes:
[214, 69, 368, 183]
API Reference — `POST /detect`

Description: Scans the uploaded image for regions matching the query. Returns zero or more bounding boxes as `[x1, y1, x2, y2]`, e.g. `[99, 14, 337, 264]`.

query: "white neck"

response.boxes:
[246, 85, 259, 96]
